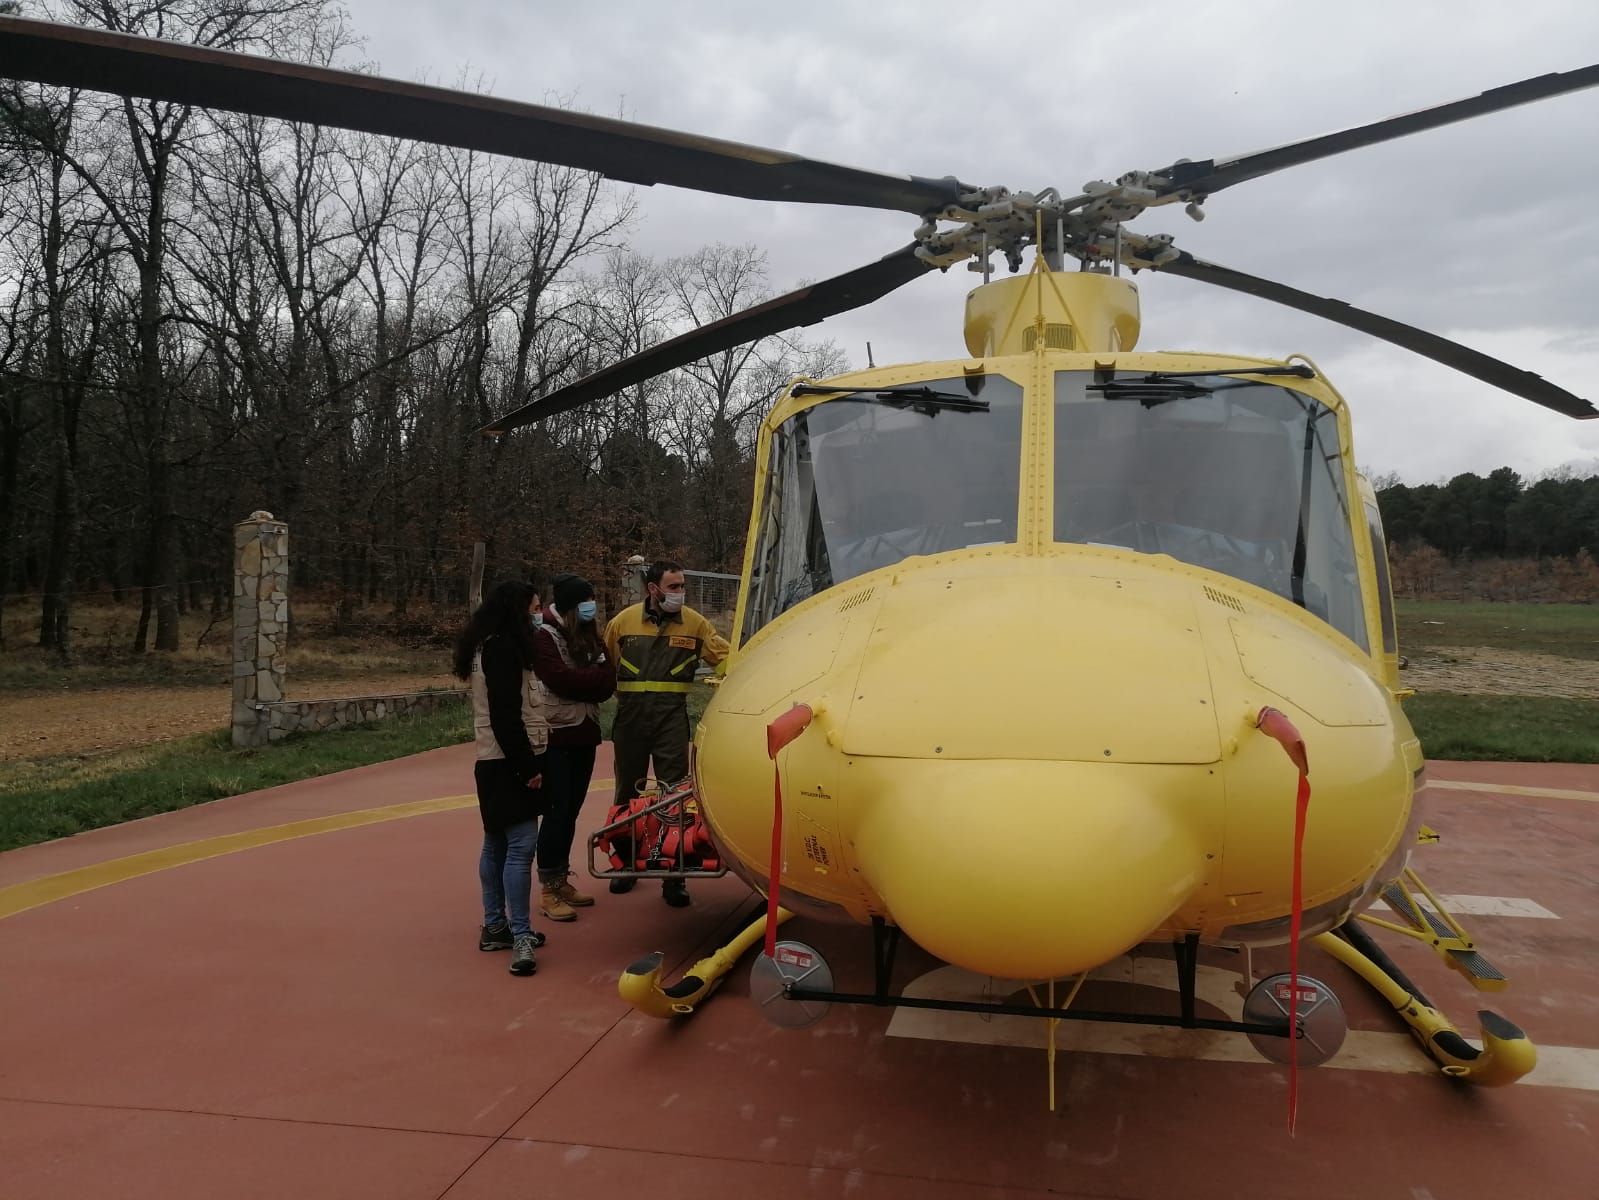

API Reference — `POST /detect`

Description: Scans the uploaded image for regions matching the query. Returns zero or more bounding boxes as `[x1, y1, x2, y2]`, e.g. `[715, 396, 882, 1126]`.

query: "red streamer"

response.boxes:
[763, 705, 813, 958]
[1286, 770, 1311, 1134]
[1257, 706, 1311, 1135]
[765, 764, 784, 958]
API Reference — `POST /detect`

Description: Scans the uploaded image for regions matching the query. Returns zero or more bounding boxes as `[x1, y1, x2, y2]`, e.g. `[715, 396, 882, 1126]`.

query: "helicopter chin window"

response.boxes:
[741, 375, 1025, 640]
[1052, 371, 1368, 651]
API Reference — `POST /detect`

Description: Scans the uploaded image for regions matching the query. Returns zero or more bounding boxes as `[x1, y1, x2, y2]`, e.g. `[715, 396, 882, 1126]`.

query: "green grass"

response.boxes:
[1, 684, 717, 854]
[1403, 693, 1599, 763]
[1396, 600, 1599, 661]
[0, 700, 471, 853]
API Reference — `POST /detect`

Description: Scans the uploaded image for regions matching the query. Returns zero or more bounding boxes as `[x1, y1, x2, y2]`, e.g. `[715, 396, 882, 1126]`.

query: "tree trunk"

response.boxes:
[36, 454, 77, 657]
[0, 389, 19, 652]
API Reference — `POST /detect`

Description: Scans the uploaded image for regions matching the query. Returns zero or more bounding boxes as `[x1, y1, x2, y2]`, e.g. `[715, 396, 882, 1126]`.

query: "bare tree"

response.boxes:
[0, 80, 120, 655]
[35, 0, 330, 651]
[659, 244, 846, 570]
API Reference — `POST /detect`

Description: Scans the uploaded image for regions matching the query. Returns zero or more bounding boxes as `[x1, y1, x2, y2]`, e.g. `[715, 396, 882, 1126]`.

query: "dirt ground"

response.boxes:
[0, 674, 460, 763]
[2, 644, 1592, 767]
[1400, 645, 1599, 700]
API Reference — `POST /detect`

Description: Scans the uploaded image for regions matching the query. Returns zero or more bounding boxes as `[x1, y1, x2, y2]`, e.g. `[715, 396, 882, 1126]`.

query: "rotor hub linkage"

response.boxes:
[910, 168, 1206, 274]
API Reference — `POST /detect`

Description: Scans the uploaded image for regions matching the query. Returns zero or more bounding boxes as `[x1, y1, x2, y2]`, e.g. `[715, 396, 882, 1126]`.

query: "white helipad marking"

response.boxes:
[1429, 779, 1599, 803]
[1369, 894, 1559, 920]
[885, 962, 1599, 1091]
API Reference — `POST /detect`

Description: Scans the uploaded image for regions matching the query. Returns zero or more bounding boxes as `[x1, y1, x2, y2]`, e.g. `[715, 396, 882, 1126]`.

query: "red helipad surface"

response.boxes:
[2, 746, 1596, 1199]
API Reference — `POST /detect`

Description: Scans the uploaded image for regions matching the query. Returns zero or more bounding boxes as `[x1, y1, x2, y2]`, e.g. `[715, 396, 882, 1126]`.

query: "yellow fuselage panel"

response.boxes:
[847, 755, 1213, 979]
[697, 548, 1415, 976]
[840, 559, 1218, 763]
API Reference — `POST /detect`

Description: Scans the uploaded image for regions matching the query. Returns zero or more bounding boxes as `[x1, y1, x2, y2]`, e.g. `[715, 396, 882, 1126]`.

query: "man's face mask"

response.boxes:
[660, 591, 685, 612]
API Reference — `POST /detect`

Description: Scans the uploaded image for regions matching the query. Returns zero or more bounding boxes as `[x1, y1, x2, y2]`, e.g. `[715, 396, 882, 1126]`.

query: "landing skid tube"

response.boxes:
[1317, 921, 1536, 1086]
[617, 905, 792, 1018]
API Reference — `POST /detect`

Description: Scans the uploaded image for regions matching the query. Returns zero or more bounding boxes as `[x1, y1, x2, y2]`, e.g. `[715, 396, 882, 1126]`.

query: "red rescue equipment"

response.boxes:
[594, 777, 723, 876]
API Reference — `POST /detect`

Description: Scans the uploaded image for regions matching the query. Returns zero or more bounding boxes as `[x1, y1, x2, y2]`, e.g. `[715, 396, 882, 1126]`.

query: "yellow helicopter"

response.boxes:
[6, 15, 1594, 1098]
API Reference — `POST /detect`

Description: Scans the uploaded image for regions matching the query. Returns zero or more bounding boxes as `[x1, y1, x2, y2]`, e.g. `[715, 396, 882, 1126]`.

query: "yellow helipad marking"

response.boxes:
[1430, 779, 1599, 803]
[0, 778, 615, 922]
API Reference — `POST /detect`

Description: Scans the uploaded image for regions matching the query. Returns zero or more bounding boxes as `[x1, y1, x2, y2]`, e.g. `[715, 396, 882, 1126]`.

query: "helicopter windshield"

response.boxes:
[742, 375, 1025, 639]
[1053, 372, 1368, 650]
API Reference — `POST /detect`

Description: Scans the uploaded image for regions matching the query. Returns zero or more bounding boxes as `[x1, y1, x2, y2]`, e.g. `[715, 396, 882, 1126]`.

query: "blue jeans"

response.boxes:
[480, 818, 539, 937]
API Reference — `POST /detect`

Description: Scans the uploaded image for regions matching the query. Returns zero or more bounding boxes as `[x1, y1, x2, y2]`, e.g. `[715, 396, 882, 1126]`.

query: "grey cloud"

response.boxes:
[338, 0, 1599, 479]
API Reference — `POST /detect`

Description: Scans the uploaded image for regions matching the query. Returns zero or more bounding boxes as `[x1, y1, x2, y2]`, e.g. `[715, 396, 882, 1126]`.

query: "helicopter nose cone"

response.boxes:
[851, 759, 1208, 980]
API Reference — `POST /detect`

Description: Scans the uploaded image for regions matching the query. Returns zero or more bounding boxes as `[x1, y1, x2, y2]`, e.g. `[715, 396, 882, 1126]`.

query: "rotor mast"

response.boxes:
[963, 265, 1141, 358]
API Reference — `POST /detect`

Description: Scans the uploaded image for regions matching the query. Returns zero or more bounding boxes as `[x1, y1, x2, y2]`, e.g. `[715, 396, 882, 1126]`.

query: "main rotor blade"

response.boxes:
[1155, 63, 1599, 199]
[481, 244, 930, 435]
[0, 16, 967, 214]
[1152, 252, 1597, 420]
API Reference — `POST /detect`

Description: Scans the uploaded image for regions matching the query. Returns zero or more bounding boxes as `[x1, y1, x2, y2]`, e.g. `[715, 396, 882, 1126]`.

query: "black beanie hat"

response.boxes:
[552, 573, 594, 613]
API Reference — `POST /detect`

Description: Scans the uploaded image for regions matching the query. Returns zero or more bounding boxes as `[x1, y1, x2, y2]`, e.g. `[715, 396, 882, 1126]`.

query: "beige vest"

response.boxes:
[470, 649, 549, 761]
[535, 618, 601, 732]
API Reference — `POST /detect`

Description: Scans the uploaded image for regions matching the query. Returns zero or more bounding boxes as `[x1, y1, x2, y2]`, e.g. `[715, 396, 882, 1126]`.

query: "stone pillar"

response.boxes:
[232, 511, 289, 747]
[621, 554, 647, 606]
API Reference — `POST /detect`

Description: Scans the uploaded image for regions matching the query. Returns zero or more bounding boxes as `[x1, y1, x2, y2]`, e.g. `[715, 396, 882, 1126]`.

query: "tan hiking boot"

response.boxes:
[540, 884, 577, 922]
[553, 873, 595, 907]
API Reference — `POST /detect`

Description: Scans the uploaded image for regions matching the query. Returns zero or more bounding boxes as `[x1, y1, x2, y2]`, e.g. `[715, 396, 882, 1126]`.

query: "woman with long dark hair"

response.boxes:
[452, 579, 549, 976]
[531, 573, 616, 921]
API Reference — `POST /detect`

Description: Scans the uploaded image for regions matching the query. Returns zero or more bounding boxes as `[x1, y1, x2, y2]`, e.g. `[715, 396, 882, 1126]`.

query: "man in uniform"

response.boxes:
[603, 559, 730, 906]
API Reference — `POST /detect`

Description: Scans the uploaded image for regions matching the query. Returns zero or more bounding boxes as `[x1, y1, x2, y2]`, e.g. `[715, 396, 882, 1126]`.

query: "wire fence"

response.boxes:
[684, 569, 741, 634]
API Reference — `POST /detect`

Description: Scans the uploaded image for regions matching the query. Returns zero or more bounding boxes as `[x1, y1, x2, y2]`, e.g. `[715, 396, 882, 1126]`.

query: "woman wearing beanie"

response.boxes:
[531, 573, 617, 921]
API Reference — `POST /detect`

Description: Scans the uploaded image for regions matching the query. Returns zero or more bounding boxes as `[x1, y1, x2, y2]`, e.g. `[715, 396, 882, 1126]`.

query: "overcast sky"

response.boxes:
[331, 0, 1599, 483]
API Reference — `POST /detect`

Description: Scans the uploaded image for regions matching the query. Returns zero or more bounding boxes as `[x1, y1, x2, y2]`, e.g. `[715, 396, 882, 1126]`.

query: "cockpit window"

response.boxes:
[742, 375, 1024, 640]
[1053, 372, 1367, 649]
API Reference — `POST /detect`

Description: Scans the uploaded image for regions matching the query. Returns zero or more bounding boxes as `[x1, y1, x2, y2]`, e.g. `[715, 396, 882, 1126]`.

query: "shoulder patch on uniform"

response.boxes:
[669, 636, 697, 649]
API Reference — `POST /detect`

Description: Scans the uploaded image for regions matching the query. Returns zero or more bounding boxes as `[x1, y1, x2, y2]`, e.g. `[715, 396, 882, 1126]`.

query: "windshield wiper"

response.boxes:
[790, 383, 989, 414]
[1113, 365, 1316, 382]
[1090, 378, 1212, 401]
[1088, 364, 1316, 407]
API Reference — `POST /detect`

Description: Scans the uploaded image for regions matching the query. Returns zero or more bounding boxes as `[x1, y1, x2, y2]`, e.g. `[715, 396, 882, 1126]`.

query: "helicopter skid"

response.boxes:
[617, 858, 1539, 1087]
[617, 906, 793, 1019]
[1316, 924, 1536, 1086]
[766, 923, 1300, 1045]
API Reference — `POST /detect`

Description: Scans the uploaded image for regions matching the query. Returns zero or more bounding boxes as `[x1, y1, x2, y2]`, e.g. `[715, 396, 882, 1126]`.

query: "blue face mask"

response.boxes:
[576, 600, 598, 623]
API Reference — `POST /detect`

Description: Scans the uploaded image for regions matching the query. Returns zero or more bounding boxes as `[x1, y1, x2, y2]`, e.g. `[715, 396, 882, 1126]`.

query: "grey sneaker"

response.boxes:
[479, 922, 513, 951]
[509, 934, 538, 976]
